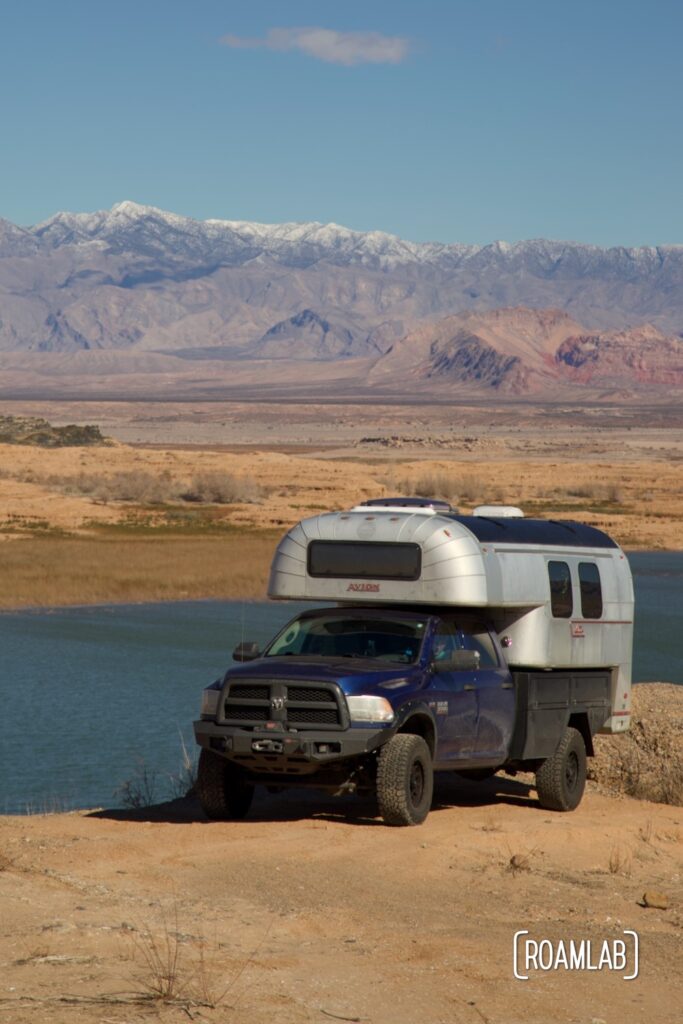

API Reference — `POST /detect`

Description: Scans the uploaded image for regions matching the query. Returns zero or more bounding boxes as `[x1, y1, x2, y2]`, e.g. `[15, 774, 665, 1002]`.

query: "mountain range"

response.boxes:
[0, 201, 681, 401]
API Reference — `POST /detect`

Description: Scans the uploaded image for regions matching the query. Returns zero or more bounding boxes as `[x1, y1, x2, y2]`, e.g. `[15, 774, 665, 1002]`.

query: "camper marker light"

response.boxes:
[346, 695, 395, 723]
[200, 688, 220, 718]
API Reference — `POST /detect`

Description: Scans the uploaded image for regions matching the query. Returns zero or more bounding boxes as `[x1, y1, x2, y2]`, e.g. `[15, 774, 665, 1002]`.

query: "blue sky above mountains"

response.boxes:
[2, 0, 682, 246]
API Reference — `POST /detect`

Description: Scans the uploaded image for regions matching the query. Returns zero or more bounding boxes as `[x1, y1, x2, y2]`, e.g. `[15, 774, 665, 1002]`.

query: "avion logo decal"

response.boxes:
[346, 582, 381, 592]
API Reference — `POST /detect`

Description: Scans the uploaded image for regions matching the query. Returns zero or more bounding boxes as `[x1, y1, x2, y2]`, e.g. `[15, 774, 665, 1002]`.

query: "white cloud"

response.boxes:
[220, 27, 410, 66]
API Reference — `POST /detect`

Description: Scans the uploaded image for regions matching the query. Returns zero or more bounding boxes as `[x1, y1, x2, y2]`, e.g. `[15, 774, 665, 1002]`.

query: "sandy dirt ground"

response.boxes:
[1, 779, 682, 1024]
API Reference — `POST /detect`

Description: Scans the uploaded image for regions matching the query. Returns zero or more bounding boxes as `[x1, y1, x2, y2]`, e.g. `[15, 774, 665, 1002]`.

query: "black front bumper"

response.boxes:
[194, 719, 391, 775]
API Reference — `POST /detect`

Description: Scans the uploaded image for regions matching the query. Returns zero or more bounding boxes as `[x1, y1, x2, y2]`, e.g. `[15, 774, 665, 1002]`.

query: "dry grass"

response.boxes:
[383, 470, 505, 506]
[0, 437, 681, 610]
[0, 464, 263, 506]
[126, 901, 271, 1009]
[115, 737, 198, 807]
[48, 468, 262, 505]
[180, 470, 260, 504]
[0, 530, 278, 608]
[559, 482, 623, 503]
[608, 845, 632, 875]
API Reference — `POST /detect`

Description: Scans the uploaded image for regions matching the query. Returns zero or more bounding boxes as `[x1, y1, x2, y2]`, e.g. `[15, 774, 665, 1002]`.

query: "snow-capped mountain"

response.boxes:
[0, 201, 681, 400]
[29, 200, 474, 268]
[24, 200, 683, 277]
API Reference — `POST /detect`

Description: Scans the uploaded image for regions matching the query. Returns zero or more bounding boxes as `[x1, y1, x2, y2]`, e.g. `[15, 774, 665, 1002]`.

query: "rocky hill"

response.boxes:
[0, 414, 106, 446]
[370, 307, 683, 396]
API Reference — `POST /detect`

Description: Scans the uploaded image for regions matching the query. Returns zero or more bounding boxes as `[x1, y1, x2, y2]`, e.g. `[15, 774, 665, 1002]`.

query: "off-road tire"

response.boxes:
[535, 727, 587, 811]
[197, 749, 254, 820]
[376, 733, 434, 826]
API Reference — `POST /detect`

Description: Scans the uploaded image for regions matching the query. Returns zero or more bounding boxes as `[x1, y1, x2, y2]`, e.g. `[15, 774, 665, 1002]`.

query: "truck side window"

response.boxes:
[548, 561, 572, 618]
[579, 562, 603, 618]
[431, 620, 459, 662]
[460, 622, 498, 667]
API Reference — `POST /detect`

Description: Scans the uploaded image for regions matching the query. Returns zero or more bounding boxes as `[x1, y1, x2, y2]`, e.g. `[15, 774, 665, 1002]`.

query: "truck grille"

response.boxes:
[222, 679, 346, 730]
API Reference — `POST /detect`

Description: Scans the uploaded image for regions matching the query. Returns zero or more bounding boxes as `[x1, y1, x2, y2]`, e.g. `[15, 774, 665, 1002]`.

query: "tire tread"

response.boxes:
[197, 749, 254, 820]
[376, 733, 433, 826]
[535, 726, 586, 812]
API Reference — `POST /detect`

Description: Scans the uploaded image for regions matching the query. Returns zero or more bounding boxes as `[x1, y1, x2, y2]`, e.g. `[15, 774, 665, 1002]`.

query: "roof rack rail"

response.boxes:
[359, 496, 455, 512]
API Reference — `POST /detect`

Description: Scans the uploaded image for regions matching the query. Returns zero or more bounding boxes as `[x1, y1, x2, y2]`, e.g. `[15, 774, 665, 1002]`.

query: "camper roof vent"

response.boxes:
[357, 496, 455, 513]
[473, 505, 524, 518]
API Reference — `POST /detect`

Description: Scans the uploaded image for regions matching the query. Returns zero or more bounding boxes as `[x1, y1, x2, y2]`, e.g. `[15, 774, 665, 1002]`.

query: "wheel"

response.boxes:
[376, 734, 434, 826]
[535, 727, 587, 811]
[455, 767, 499, 782]
[197, 749, 254, 820]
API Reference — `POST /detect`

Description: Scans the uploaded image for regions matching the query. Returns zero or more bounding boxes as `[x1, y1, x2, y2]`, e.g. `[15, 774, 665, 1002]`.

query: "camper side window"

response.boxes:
[548, 561, 573, 618]
[579, 562, 603, 618]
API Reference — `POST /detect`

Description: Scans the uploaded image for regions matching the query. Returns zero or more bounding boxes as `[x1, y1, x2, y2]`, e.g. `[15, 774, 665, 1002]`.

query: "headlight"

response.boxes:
[200, 687, 220, 718]
[346, 695, 395, 724]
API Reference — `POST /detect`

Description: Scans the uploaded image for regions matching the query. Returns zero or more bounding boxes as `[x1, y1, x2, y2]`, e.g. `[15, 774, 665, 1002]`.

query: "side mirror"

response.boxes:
[232, 641, 261, 662]
[432, 649, 480, 673]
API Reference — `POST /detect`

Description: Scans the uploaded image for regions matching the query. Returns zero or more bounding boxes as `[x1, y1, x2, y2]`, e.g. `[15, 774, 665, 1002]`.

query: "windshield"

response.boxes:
[264, 612, 426, 664]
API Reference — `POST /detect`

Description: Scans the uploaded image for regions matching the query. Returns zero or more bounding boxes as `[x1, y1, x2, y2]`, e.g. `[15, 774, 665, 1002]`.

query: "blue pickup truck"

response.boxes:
[193, 499, 633, 825]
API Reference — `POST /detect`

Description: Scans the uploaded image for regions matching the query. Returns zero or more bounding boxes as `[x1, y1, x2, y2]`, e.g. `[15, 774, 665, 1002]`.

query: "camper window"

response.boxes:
[548, 561, 573, 618]
[307, 540, 421, 581]
[579, 562, 603, 618]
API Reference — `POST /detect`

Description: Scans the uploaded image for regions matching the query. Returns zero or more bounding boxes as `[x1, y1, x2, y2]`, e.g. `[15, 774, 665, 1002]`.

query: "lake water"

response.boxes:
[0, 551, 680, 814]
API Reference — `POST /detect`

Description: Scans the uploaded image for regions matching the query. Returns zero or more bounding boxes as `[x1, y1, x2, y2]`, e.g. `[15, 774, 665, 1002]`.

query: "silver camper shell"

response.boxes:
[268, 502, 634, 734]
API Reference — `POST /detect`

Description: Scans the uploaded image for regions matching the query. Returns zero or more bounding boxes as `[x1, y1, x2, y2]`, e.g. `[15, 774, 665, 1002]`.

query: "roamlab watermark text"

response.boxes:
[513, 930, 639, 981]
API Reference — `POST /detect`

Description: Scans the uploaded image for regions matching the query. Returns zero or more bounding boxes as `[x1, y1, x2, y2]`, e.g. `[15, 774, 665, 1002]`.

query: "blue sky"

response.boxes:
[1, 0, 682, 246]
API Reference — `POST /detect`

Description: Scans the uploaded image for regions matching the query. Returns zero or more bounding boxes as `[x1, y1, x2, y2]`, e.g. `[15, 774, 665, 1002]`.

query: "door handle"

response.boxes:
[463, 684, 476, 691]
[501, 682, 514, 689]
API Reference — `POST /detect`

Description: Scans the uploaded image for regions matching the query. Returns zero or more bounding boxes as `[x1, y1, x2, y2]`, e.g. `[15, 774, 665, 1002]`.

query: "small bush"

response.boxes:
[45, 468, 260, 505]
[48, 469, 177, 504]
[180, 471, 258, 504]
[98, 470, 177, 503]
[563, 482, 622, 503]
[115, 759, 158, 808]
[384, 471, 503, 506]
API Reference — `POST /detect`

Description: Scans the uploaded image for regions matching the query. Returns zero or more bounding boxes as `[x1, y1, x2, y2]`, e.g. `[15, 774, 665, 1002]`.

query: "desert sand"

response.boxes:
[1, 757, 681, 1023]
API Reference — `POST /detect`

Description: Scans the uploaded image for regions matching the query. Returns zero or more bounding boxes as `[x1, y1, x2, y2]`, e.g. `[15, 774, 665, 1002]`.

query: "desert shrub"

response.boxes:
[47, 470, 177, 503]
[9, 465, 263, 506]
[563, 482, 622, 503]
[114, 759, 159, 808]
[180, 471, 259, 504]
[383, 470, 503, 506]
[97, 470, 177, 503]
[391, 473, 459, 501]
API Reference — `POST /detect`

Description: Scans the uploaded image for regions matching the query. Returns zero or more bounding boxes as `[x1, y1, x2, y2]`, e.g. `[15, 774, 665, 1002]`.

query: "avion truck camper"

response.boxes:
[194, 499, 634, 826]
